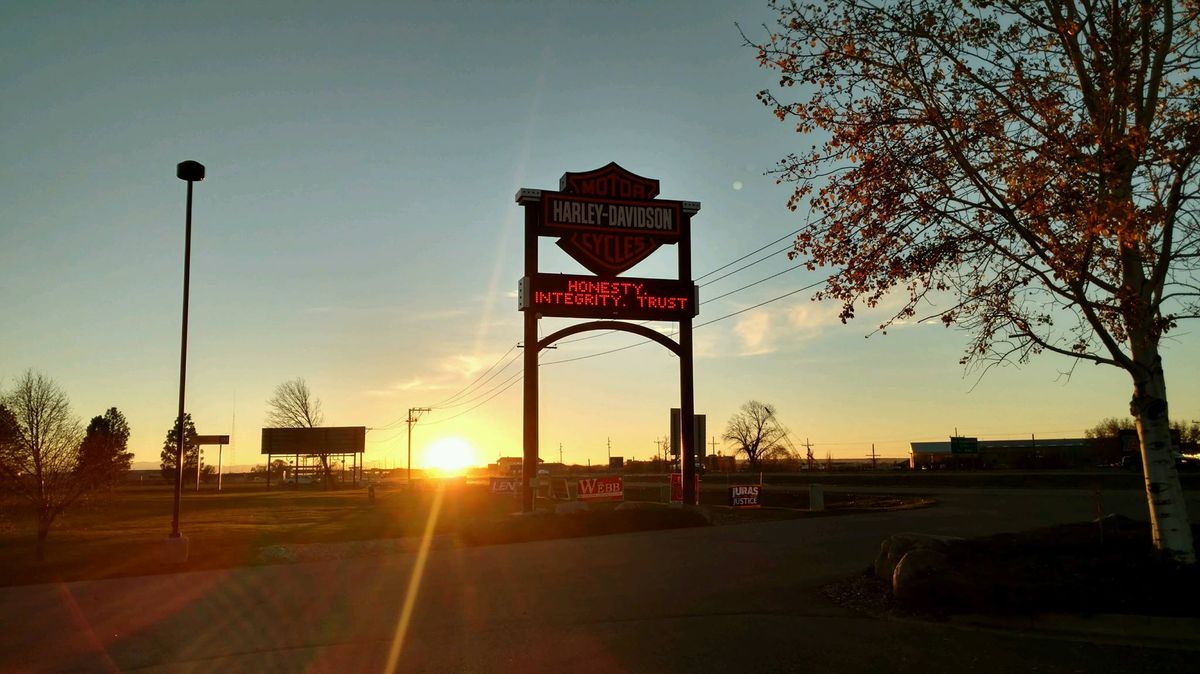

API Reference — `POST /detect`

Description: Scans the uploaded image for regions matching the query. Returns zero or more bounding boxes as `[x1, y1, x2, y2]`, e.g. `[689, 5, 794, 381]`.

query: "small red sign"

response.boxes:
[577, 476, 624, 502]
[670, 473, 700, 503]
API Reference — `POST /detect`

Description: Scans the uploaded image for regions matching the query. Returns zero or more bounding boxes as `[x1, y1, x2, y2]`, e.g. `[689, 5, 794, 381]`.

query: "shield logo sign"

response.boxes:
[538, 163, 684, 277]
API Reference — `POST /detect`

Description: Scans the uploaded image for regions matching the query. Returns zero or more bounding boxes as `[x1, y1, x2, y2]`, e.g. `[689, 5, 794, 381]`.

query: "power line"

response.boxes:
[700, 263, 806, 305]
[373, 343, 520, 430]
[434, 350, 523, 409]
[698, 244, 793, 288]
[694, 227, 802, 281]
[388, 226, 821, 426]
[433, 343, 520, 408]
[695, 276, 829, 329]
[395, 276, 822, 419]
[422, 372, 525, 426]
[435, 367, 524, 409]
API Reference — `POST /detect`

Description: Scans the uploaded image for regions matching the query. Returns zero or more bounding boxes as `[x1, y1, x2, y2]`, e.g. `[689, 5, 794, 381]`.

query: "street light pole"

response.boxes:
[168, 160, 205, 559]
[406, 407, 430, 485]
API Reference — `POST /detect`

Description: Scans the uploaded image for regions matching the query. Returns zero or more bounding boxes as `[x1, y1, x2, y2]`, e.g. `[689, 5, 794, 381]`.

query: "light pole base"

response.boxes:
[162, 534, 189, 564]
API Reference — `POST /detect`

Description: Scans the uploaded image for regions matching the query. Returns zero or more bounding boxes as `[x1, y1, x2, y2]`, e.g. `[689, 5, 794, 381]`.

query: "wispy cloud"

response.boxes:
[734, 311, 775, 356]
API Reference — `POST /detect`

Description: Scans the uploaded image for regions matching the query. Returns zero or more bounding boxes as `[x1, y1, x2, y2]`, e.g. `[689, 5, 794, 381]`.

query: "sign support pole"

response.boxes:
[522, 203, 539, 513]
[679, 213, 697, 505]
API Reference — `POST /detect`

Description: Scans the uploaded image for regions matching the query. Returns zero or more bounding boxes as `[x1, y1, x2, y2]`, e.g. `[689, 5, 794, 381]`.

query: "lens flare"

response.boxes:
[423, 436, 476, 475]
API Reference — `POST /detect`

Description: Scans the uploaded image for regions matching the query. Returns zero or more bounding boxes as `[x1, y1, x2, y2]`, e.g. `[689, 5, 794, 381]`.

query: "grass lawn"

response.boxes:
[0, 482, 513, 587]
[0, 478, 933, 587]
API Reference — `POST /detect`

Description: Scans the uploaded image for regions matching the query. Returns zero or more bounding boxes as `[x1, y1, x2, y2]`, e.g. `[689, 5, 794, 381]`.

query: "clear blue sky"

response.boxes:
[3, 1, 1198, 470]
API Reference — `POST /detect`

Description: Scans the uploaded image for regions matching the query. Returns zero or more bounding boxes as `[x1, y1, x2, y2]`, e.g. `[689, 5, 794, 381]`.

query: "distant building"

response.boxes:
[909, 437, 1101, 469]
[489, 456, 543, 475]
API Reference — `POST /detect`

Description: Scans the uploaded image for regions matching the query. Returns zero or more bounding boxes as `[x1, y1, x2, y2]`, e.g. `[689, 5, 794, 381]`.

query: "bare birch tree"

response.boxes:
[746, 0, 1199, 563]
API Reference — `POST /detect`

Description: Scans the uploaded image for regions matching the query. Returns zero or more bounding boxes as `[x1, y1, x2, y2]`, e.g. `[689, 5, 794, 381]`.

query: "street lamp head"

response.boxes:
[176, 160, 206, 182]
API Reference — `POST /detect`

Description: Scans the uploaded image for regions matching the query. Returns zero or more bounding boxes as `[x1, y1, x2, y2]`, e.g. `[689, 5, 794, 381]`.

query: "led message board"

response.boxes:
[519, 273, 697, 321]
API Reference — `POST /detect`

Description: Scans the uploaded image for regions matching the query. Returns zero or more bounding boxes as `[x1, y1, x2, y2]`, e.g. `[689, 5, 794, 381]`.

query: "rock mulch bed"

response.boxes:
[831, 516, 1200, 618]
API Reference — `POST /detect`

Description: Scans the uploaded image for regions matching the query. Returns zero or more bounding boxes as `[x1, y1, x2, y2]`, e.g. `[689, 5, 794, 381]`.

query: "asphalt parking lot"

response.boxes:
[2, 485, 1197, 673]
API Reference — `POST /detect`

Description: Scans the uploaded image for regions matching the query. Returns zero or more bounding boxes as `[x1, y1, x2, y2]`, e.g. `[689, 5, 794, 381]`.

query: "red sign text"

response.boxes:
[520, 274, 697, 321]
[577, 476, 624, 502]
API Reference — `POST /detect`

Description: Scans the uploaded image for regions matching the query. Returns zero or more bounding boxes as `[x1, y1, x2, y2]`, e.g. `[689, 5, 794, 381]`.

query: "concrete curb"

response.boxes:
[947, 612, 1200, 651]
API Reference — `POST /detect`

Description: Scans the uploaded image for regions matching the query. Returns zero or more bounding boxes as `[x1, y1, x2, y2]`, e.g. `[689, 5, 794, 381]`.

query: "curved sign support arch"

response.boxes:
[537, 321, 683, 357]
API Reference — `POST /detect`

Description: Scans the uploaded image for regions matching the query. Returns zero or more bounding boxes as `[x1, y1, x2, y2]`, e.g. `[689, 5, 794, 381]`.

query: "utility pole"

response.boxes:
[607, 437, 611, 461]
[559, 442, 563, 464]
[406, 407, 431, 485]
[803, 438, 815, 471]
[871, 443, 877, 471]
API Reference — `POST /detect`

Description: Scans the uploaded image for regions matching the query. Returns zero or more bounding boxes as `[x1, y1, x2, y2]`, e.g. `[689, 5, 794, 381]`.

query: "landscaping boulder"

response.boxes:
[874, 533, 963, 582]
[891, 546, 956, 609]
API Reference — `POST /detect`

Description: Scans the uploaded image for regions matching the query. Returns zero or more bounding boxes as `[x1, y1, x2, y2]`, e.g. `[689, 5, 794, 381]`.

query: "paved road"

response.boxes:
[2, 487, 1197, 673]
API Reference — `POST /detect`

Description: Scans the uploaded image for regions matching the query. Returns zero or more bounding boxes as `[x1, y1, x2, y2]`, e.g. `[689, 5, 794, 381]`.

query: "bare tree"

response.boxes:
[266, 378, 332, 487]
[746, 0, 1199, 563]
[266, 378, 324, 428]
[723, 401, 791, 470]
[0, 371, 85, 561]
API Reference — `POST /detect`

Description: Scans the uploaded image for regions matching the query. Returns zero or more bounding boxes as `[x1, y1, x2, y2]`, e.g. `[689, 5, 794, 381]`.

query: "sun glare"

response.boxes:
[424, 436, 476, 475]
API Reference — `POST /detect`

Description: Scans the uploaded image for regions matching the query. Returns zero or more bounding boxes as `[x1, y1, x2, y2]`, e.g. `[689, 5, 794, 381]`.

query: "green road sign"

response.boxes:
[950, 436, 979, 454]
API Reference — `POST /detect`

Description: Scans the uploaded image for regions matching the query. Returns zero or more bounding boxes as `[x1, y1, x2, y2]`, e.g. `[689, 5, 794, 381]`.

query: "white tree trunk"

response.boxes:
[1129, 350, 1195, 564]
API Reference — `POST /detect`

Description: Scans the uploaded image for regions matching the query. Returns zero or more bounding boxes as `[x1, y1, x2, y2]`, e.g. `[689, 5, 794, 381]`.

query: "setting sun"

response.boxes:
[423, 436, 477, 475]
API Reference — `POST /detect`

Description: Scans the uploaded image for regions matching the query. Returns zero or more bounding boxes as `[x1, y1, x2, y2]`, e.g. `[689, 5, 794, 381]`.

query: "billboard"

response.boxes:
[261, 427, 366, 455]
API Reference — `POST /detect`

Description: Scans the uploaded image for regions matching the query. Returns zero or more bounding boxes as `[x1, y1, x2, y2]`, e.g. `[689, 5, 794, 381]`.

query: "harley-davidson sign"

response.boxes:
[525, 163, 688, 276]
[514, 163, 702, 510]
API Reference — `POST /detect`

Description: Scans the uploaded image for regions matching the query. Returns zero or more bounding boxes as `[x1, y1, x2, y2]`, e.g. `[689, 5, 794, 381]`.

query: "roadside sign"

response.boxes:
[670, 473, 700, 503]
[729, 485, 761, 508]
[577, 476, 624, 502]
[490, 477, 521, 494]
[195, 434, 229, 445]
